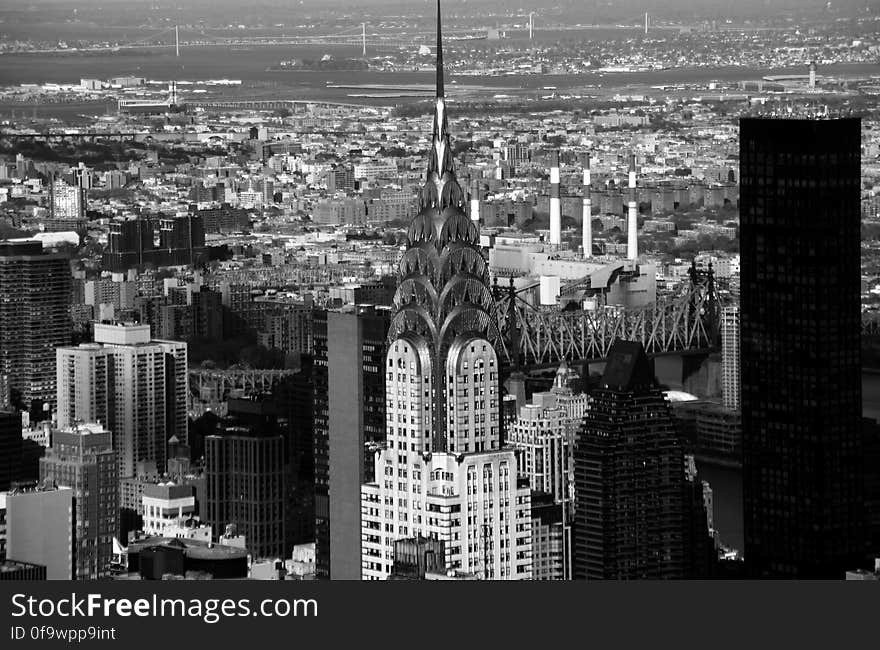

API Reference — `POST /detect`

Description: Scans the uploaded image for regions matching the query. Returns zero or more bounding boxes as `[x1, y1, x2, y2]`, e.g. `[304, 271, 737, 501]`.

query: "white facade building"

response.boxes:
[508, 363, 589, 580]
[50, 178, 84, 219]
[56, 323, 188, 479]
[360, 5, 531, 581]
[141, 482, 197, 537]
[361, 338, 532, 580]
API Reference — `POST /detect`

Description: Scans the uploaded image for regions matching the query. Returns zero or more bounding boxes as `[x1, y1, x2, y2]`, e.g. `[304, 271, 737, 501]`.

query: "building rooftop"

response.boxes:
[0, 559, 46, 575]
[127, 535, 248, 562]
[600, 340, 655, 392]
[93, 322, 152, 346]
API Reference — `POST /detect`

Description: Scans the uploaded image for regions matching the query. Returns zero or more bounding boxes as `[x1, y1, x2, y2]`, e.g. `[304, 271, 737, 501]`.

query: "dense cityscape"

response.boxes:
[0, 0, 879, 582]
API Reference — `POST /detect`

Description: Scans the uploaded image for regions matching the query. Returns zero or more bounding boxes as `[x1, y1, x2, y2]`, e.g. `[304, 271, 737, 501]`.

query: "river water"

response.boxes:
[1, 46, 877, 99]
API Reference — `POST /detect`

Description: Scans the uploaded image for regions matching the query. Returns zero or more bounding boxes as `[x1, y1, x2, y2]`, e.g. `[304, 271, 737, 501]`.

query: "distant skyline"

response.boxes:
[2, 0, 875, 21]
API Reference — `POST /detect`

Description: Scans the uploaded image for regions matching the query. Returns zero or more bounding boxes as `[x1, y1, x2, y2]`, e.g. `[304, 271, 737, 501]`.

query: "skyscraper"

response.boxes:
[573, 341, 692, 580]
[359, 2, 532, 581]
[313, 305, 390, 580]
[56, 323, 187, 479]
[508, 364, 588, 580]
[205, 423, 285, 561]
[510, 363, 589, 503]
[39, 423, 117, 580]
[740, 117, 864, 578]
[0, 240, 72, 411]
[55, 343, 113, 429]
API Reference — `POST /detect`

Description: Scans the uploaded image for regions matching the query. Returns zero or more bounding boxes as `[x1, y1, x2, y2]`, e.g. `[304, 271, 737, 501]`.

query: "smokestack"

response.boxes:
[470, 179, 480, 223]
[549, 149, 561, 247]
[582, 152, 592, 259]
[809, 61, 817, 89]
[627, 154, 638, 261]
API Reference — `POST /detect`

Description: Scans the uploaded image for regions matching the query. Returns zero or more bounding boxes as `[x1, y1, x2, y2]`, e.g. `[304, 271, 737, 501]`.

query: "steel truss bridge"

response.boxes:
[494, 269, 880, 369]
[493, 266, 721, 369]
[189, 367, 297, 397]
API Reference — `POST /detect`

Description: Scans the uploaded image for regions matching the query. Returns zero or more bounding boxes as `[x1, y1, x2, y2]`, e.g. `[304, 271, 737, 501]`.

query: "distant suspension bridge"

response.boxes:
[39, 12, 787, 56]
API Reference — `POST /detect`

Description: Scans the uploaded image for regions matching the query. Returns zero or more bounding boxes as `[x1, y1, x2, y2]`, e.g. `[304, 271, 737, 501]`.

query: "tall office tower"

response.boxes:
[284, 363, 316, 549]
[721, 305, 741, 411]
[549, 149, 562, 246]
[582, 152, 592, 259]
[39, 423, 117, 580]
[5, 486, 75, 580]
[509, 367, 589, 581]
[205, 423, 285, 561]
[49, 177, 85, 220]
[0, 240, 72, 411]
[573, 341, 690, 580]
[740, 117, 864, 578]
[360, 3, 532, 581]
[510, 364, 589, 503]
[510, 392, 572, 503]
[56, 323, 187, 479]
[55, 344, 112, 429]
[313, 305, 390, 580]
[626, 155, 638, 260]
[223, 391, 313, 555]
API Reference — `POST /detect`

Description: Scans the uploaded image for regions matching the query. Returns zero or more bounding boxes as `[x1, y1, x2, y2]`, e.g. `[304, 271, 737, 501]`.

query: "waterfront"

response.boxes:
[1, 45, 877, 100]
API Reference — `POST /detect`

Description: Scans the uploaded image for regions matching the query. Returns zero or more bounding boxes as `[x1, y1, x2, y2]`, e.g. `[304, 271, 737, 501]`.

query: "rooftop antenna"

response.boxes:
[427, 0, 452, 179]
[175, 25, 180, 57]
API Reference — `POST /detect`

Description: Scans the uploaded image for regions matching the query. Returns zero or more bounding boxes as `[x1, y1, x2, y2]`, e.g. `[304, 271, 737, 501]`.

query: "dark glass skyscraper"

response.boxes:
[573, 341, 694, 580]
[740, 117, 864, 578]
[0, 240, 72, 412]
[205, 422, 285, 561]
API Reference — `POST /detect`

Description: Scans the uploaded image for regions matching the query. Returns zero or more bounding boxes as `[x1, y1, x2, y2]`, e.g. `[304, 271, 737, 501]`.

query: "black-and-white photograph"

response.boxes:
[0, 0, 878, 639]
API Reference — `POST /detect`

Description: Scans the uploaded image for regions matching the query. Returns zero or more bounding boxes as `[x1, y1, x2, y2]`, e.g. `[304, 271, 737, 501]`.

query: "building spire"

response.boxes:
[427, 0, 453, 180]
[436, 0, 444, 99]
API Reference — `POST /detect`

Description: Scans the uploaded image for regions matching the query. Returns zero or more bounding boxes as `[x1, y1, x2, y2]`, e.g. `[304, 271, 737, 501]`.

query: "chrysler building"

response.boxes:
[360, 1, 533, 580]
